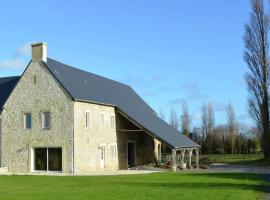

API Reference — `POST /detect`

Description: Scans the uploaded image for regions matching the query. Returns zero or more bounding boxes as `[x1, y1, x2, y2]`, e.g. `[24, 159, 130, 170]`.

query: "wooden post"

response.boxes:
[188, 149, 193, 169]
[195, 148, 199, 169]
[181, 149, 186, 169]
[172, 149, 177, 172]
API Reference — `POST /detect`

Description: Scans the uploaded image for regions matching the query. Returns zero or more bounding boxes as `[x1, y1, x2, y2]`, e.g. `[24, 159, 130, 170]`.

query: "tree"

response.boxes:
[201, 102, 215, 154]
[244, 0, 270, 158]
[180, 101, 191, 136]
[226, 103, 239, 154]
[159, 108, 166, 121]
[170, 108, 179, 130]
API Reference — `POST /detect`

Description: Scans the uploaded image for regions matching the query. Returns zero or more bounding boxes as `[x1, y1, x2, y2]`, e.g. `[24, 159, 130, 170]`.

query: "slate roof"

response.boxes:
[44, 58, 199, 148]
[0, 76, 20, 112]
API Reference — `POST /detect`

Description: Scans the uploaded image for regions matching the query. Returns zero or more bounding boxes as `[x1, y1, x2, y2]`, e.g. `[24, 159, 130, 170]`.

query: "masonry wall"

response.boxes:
[116, 113, 156, 169]
[1, 61, 74, 173]
[74, 102, 118, 172]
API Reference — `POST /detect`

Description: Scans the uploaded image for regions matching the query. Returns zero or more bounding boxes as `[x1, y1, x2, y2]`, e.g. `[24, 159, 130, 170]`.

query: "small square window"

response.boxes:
[85, 112, 91, 128]
[42, 112, 51, 129]
[24, 113, 31, 129]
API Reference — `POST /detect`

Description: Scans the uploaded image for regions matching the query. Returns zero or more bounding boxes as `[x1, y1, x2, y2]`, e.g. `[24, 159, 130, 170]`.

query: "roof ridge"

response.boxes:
[47, 57, 130, 88]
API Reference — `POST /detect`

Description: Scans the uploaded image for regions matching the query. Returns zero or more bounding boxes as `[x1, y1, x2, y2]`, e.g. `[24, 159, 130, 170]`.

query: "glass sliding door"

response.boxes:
[48, 148, 62, 171]
[33, 147, 62, 172]
[34, 148, 47, 171]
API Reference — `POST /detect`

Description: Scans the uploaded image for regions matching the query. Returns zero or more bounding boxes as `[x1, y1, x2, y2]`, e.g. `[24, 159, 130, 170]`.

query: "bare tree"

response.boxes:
[226, 103, 239, 154]
[201, 102, 215, 154]
[244, 0, 270, 158]
[170, 108, 179, 130]
[159, 108, 166, 121]
[180, 101, 191, 136]
[201, 103, 207, 139]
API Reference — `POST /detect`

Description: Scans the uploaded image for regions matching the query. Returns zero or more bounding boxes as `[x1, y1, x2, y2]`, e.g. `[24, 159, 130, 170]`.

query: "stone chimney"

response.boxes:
[31, 42, 47, 62]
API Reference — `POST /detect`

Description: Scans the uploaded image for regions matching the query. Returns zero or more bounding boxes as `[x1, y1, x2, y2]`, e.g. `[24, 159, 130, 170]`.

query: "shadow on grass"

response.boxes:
[110, 173, 270, 194]
[223, 158, 270, 166]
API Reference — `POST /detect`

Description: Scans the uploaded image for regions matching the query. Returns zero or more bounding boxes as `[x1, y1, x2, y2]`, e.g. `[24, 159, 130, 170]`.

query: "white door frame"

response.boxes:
[127, 140, 136, 167]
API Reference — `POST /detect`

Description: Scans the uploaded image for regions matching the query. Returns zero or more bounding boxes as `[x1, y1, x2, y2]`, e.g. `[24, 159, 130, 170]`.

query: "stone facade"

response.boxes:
[0, 60, 159, 174]
[74, 101, 118, 172]
[0, 61, 74, 173]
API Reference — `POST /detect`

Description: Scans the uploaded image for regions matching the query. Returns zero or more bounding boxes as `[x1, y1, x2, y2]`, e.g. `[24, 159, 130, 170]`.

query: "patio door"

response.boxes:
[34, 147, 62, 172]
[100, 145, 105, 169]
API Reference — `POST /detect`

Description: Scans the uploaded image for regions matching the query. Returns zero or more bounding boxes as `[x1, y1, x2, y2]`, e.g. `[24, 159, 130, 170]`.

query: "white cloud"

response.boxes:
[0, 42, 32, 70]
[15, 43, 32, 57]
[0, 59, 24, 69]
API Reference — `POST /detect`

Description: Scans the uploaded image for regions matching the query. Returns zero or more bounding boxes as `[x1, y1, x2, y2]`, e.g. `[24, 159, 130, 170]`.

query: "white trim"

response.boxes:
[41, 111, 51, 130]
[109, 143, 117, 160]
[127, 140, 136, 167]
[30, 146, 63, 173]
[110, 115, 115, 129]
[100, 112, 105, 127]
[85, 110, 91, 129]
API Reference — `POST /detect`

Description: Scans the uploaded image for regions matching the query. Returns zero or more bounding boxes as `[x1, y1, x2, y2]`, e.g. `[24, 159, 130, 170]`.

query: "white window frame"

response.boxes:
[30, 146, 63, 173]
[100, 113, 105, 127]
[110, 115, 115, 129]
[42, 111, 51, 130]
[109, 144, 117, 160]
[23, 112, 32, 129]
[85, 111, 91, 129]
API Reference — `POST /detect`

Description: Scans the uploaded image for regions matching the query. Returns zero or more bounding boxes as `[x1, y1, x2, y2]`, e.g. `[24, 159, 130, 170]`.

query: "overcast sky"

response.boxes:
[0, 0, 262, 127]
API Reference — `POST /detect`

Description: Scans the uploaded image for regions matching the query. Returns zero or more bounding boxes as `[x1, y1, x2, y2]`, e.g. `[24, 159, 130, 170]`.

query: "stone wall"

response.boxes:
[74, 101, 118, 172]
[116, 113, 156, 169]
[1, 61, 74, 173]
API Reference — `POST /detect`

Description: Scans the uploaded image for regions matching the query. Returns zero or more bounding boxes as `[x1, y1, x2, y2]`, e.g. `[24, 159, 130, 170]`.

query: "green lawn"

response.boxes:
[0, 173, 268, 200]
[201, 154, 265, 165]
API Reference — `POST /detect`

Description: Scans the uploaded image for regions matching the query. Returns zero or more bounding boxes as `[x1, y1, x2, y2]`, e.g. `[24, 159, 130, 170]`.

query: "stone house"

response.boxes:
[0, 43, 199, 174]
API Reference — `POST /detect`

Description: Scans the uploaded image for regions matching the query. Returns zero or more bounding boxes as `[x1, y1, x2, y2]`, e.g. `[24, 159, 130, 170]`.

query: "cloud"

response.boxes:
[0, 59, 24, 69]
[181, 82, 208, 101]
[0, 42, 31, 70]
[169, 98, 186, 105]
[15, 43, 32, 57]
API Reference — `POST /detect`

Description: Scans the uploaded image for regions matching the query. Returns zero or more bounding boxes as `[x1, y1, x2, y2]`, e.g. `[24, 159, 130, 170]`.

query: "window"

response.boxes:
[32, 75, 37, 84]
[24, 113, 31, 129]
[110, 116, 115, 128]
[42, 112, 51, 129]
[100, 113, 105, 126]
[109, 145, 117, 160]
[34, 148, 62, 171]
[85, 111, 91, 128]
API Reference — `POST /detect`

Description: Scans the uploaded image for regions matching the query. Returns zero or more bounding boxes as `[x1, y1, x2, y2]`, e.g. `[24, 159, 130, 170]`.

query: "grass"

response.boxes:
[0, 172, 268, 200]
[201, 154, 266, 165]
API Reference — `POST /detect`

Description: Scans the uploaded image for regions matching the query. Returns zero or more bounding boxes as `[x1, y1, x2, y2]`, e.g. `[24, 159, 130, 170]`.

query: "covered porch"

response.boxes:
[116, 109, 200, 171]
[162, 147, 200, 171]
